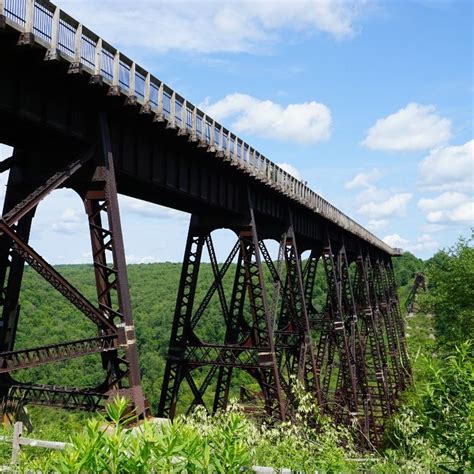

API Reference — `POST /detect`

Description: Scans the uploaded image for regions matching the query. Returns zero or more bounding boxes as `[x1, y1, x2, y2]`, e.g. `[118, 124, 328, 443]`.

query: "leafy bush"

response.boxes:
[378, 340, 474, 472]
[25, 389, 360, 473]
[421, 233, 474, 345]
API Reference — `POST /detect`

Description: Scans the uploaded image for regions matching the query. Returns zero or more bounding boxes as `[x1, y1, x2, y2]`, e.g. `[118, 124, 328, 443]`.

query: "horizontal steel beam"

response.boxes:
[3, 384, 106, 411]
[178, 344, 278, 369]
[0, 335, 118, 372]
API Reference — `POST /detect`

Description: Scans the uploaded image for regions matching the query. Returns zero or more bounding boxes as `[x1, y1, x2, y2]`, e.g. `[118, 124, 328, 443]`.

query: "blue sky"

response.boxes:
[1, 0, 472, 263]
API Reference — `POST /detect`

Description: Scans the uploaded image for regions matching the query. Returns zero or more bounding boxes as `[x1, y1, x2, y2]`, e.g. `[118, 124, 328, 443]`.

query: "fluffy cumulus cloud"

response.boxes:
[55, 0, 367, 54]
[202, 93, 332, 144]
[277, 163, 302, 180]
[344, 168, 381, 189]
[417, 192, 468, 213]
[362, 103, 452, 151]
[52, 208, 83, 234]
[425, 201, 473, 225]
[383, 234, 409, 249]
[358, 193, 412, 219]
[418, 140, 474, 191]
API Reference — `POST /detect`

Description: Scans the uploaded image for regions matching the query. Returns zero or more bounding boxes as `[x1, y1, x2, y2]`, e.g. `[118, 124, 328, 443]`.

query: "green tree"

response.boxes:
[421, 232, 474, 345]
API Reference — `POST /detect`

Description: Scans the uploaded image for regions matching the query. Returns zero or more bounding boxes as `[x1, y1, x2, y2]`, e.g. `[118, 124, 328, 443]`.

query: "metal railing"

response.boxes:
[0, 0, 395, 255]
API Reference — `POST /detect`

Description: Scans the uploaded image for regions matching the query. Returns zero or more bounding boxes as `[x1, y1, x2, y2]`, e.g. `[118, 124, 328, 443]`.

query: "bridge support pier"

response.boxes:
[158, 208, 288, 420]
[0, 118, 146, 421]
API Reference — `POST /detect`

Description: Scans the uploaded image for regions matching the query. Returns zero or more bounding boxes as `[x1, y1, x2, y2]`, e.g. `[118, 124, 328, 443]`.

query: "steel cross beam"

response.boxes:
[0, 335, 118, 373]
[1, 385, 106, 412]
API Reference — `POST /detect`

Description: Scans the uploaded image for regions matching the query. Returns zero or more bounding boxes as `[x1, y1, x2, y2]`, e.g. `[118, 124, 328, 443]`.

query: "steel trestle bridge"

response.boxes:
[0, 0, 410, 447]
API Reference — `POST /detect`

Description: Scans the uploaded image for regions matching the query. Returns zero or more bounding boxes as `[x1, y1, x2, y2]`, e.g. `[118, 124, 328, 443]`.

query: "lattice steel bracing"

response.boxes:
[306, 238, 374, 445]
[158, 210, 286, 421]
[352, 252, 392, 444]
[0, 116, 146, 421]
[272, 226, 321, 410]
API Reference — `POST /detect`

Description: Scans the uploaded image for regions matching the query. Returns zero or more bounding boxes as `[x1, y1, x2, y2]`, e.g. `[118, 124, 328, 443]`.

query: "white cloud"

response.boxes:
[51, 208, 83, 235]
[119, 196, 189, 220]
[362, 103, 452, 151]
[366, 219, 389, 231]
[358, 192, 412, 219]
[418, 140, 474, 191]
[55, 0, 367, 55]
[344, 168, 381, 189]
[202, 93, 332, 144]
[383, 234, 409, 248]
[417, 192, 468, 212]
[426, 201, 473, 225]
[277, 163, 302, 180]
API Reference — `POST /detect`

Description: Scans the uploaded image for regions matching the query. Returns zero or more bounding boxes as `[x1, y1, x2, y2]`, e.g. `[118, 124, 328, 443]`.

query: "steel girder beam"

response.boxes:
[0, 115, 146, 421]
[0, 335, 118, 373]
[1, 384, 106, 412]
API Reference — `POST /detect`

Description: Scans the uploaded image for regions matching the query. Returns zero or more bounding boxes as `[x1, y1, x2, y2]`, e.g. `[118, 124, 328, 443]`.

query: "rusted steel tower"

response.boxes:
[0, 117, 146, 419]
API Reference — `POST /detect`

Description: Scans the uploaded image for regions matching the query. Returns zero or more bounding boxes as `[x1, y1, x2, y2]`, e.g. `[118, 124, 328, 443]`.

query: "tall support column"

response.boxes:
[338, 245, 374, 445]
[158, 216, 205, 419]
[384, 261, 412, 385]
[212, 237, 247, 414]
[303, 248, 321, 326]
[276, 223, 321, 408]
[320, 238, 359, 421]
[0, 152, 35, 355]
[77, 114, 146, 415]
[353, 251, 391, 445]
[373, 258, 404, 395]
[240, 208, 285, 420]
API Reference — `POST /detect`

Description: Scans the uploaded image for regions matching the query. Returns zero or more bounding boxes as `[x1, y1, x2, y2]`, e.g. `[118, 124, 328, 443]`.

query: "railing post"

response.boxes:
[180, 100, 187, 132]
[16, 0, 35, 45]
[109, 50, 120, 95]
[169, 91, 176, 128]
[191, 106, 197, 140]
[210, 120, 215, 148]
[91, 37, 102, 83]
[24, 0, 34, 34]
[141, 72, 151, 113]
[129, 62, 135, 94]
[11, 421, 23, 465]
[45, 6, 60, 60]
